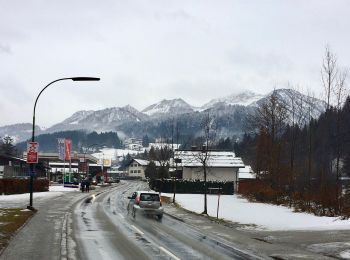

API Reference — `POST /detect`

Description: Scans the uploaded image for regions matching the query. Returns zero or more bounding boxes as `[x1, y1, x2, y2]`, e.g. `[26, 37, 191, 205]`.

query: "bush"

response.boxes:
[149, 179, 234, 195]
[0, 178, 49, 195]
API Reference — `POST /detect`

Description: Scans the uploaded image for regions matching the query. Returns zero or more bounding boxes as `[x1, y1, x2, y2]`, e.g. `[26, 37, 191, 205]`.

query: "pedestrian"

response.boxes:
[85, 178, 90, 193]
[81, 180, 85, 192]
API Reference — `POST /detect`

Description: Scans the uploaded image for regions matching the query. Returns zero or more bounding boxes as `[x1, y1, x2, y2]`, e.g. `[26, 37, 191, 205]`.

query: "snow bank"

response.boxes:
[163, 193, 350, 231]
[0, 185, 78, 205]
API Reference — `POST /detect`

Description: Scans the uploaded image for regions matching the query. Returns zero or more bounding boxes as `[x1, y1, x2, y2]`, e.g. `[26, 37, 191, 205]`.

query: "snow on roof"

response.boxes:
[175, 150, 245, 168]
[133, 159, 150, 166]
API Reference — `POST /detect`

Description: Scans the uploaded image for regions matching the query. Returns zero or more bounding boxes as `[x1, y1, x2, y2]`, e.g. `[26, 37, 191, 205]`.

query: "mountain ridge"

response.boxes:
[1, 89, 327, 142]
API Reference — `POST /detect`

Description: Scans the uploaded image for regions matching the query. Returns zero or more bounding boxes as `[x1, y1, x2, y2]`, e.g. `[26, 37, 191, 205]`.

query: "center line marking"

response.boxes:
[159, 246, 181, 260]
[118, 213, 124, 219]
[131, 225, 144, 235]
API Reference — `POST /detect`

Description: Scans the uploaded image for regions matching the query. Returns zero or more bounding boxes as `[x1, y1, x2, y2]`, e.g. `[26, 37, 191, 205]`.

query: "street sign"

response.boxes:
[27, 142, 39, 164]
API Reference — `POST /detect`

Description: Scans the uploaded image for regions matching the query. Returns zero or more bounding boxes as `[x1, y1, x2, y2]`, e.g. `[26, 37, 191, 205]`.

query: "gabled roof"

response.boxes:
[133, 159, 150, 166]
[174, 150, 245, 168]
[127, 159, 161, 167]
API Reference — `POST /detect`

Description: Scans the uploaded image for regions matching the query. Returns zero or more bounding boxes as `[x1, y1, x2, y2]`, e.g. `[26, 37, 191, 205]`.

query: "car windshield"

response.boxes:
[140, 194, 160, 201]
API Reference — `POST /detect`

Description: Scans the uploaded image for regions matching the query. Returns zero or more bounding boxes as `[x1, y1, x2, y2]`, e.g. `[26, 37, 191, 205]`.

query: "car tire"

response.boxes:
[157, 214, 163, 221]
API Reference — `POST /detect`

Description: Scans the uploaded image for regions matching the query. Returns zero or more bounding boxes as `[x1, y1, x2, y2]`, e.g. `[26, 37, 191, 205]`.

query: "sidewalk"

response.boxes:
[0, 189, 91, 260]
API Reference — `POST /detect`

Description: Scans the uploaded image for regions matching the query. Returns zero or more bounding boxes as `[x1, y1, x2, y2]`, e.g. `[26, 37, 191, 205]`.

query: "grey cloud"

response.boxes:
[229, 49, 294, 76]
[154, 9, 193, 21]
[0, 43, 12, 54]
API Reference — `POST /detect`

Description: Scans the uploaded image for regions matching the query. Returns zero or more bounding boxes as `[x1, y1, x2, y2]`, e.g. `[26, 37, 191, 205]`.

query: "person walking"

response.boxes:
[85, 177, 90, 193]
[81, 179, 85, 192]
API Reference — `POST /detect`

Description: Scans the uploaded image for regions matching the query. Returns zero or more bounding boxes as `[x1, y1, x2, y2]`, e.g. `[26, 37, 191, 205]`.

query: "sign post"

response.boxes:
[27, 142, 39, 165]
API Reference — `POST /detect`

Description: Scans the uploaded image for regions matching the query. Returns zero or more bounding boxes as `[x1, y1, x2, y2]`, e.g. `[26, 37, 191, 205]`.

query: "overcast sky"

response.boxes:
[0, 0, 349, 127]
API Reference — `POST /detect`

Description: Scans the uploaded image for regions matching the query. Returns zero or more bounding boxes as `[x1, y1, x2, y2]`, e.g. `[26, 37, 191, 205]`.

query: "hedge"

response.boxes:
[0, 178, 49, 195]
[149, 179, 234, 195]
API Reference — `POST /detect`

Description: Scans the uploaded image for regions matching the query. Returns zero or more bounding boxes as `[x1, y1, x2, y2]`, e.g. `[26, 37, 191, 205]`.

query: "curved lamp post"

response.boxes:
[27, 77, 100, 210]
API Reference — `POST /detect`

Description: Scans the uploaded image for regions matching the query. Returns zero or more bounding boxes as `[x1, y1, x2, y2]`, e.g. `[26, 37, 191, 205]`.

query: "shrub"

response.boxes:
[149, 179, 234, 195]
[0, 178, 49, 195]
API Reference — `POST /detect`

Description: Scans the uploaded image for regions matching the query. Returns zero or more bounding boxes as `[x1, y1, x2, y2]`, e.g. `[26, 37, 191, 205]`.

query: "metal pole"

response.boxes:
[27, 77, 100, 210]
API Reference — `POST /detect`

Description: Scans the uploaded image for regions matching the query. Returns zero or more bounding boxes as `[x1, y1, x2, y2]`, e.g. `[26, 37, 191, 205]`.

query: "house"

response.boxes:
[124, 138, 143, 151]
[23, 152, 99, 181]
[238, 166, 256, 180]
[126, 159, 150, 179]
[126, 159, 162, 179]
[0, 154, 27, 178]
[174, 150, 245, 191]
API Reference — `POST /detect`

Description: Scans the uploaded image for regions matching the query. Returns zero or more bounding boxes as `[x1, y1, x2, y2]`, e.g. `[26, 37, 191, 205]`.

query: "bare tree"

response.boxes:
[322, 45, 338, 110]
[249, 90, 289, 191]
[191, 111, 217, 215]
[334, 68, 348, 212]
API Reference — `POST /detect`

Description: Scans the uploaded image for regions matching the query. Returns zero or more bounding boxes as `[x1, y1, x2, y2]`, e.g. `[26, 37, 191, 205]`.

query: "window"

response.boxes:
[140, 193, 160, 201]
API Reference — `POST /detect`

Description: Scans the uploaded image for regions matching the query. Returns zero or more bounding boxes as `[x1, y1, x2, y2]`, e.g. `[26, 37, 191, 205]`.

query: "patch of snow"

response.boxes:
[0, 186, 79, 206]
[341, 250, 350, 259]
[308, 242, 350, 258]
[162, 193, 350, 231]
[92, 148, 146, 160]
[49, 185, 80, 192]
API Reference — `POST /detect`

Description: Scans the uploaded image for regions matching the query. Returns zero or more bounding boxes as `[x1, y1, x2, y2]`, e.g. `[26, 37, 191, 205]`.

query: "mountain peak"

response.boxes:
[142, 98, 194, 116]
[201, 90, 264, 110]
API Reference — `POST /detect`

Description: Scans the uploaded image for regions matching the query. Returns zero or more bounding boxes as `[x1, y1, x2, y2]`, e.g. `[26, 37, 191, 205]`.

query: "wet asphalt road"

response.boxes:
[73, 181, 257, 260]
[2, 182, 350, 259]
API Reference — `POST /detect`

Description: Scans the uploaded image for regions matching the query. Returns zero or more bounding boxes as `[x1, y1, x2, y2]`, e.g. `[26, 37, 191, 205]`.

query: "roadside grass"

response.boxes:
[0, 208, 34, 252]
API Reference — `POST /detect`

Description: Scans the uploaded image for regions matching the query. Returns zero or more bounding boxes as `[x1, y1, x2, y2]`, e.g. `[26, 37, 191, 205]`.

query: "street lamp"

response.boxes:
[27, 77, 100, 210]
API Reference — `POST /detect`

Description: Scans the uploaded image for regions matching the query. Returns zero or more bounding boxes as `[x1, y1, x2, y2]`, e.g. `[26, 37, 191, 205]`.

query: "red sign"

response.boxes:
[65, 139, 71, 160]
[27, 142, 39, 164]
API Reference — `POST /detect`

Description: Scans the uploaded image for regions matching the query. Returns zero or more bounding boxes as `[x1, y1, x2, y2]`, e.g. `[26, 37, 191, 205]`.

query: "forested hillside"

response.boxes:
[16, 130, 122, 153]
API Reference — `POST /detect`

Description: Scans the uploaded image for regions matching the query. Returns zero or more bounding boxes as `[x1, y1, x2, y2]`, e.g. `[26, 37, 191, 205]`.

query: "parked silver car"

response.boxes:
[127, 191, 164, 220]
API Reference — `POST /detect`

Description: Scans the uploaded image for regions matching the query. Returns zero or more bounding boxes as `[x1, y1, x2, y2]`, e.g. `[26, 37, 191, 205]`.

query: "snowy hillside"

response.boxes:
[0, 123, 43, 143]
[1, 89, 327, 142]
[142, 98, 194, 117]
[201, 90, 264, 111]
[46, 105, 148, 134]
[252, 89, 327, 121]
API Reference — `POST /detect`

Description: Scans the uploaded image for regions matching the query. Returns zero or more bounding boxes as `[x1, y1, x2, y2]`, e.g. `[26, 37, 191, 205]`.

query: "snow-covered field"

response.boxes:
[92, 148, 145, 160]
[163, 193, 350, 231]
[0, 185, 79, 205]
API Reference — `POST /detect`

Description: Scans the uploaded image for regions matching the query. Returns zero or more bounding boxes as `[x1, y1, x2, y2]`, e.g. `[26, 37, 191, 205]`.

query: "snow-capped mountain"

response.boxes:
[0, 123, 43, 143]
[253, 89, 327, 121]
[142, 98, 194, 117]
[1, 89, 328, 142]
[201, 90, 264, 110]
[46, 105, 149, 134]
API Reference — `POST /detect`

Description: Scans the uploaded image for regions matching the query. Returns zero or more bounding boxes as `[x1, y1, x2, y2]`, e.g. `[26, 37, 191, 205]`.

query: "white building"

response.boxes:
[126, 159, 161, 179]
[238, 165, 256, 180]
[174, 150, 245, 191]
[124, 138, 143, 151]
[126, 159, 149, 179]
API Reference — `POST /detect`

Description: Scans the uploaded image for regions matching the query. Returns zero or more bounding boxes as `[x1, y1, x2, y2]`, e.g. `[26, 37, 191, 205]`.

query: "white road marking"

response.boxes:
[131, 225, 144, 235]
[159, 246, 181, 260]
[118, 213, 124, 219]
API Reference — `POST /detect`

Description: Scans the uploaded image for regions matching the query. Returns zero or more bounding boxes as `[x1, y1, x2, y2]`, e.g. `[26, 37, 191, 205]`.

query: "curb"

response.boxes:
[163, 211, 185, 222]
[0, 209, 36, 257]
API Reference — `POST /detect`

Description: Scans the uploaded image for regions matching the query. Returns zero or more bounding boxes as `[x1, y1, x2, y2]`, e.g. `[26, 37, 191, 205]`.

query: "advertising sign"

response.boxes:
[103, 159, 112, 167]
[65, 139, 72, 161]
[27, 142, 39, 164]
[58, 138, 65, 160]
